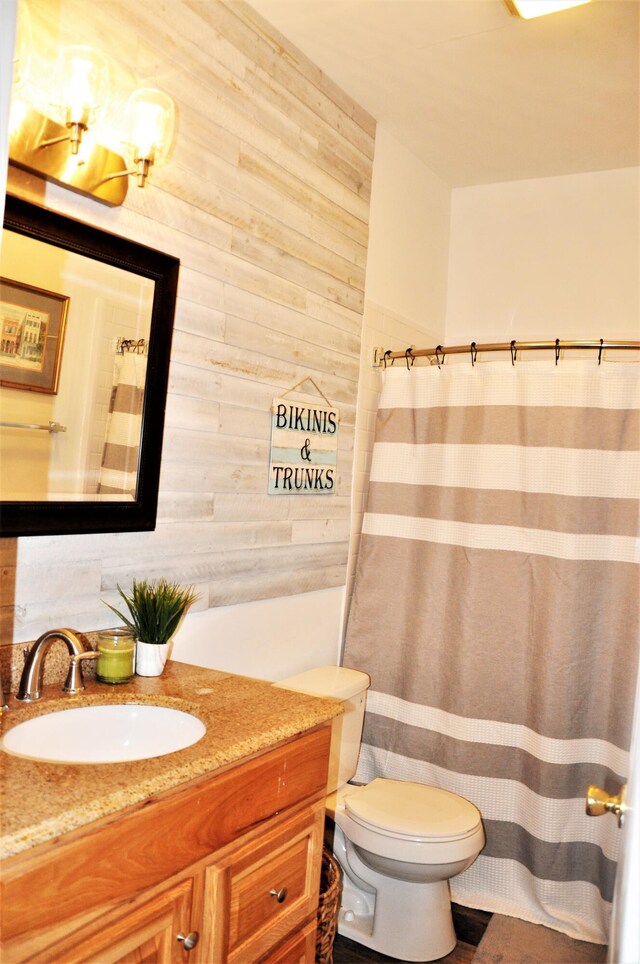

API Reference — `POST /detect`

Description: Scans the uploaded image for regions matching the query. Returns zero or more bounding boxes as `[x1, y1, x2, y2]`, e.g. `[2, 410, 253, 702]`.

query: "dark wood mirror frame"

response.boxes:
[0, 195, 180, 537]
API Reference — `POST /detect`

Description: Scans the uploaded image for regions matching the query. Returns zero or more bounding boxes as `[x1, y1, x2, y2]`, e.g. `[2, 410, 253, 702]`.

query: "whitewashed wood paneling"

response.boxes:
[3, 0, 374, 643]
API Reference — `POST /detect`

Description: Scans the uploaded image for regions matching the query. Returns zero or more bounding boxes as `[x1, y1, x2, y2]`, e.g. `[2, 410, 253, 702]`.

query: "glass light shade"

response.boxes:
[55, 45, 110, 129]
[8, 97, 29, 138]
[507, 0, 590, 18]
[123, 88, 176, 166]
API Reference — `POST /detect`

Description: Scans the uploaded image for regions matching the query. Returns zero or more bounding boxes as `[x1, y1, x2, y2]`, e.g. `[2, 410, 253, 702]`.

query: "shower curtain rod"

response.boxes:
[375, 339, 640, 367]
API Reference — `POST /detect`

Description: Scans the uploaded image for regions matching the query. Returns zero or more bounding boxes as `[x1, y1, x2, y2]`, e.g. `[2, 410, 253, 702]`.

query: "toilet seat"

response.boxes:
[335, 777, 485, 866]
[344, 777, 482, 843]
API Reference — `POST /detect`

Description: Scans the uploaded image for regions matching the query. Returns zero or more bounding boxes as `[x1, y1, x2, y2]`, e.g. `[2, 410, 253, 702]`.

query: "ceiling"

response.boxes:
[248, 0, 640, 186]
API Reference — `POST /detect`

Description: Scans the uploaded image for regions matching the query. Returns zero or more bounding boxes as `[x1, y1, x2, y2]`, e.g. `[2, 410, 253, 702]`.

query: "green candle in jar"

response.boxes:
[96, 629, 136, 684]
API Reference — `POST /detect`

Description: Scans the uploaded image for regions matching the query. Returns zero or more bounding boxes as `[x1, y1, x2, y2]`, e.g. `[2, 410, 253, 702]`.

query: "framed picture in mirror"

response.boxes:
[0, 277, 70, 393]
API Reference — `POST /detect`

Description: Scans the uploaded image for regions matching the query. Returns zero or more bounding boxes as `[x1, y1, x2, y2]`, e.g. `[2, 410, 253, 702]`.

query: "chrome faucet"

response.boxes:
[16, 629, 93, 702]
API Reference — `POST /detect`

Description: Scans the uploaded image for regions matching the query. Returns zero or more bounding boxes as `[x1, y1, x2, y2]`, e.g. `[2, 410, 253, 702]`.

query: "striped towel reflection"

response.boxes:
[98, 351, 146, 498]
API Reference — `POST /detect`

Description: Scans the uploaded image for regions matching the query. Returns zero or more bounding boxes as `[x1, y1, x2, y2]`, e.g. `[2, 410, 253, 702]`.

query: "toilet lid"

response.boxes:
[344, 778, 481, 840]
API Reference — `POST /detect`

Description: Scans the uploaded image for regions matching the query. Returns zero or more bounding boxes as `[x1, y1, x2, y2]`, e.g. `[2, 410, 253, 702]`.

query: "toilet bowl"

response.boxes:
[330, 779, 484, 960]
[275, 667, 485, 962]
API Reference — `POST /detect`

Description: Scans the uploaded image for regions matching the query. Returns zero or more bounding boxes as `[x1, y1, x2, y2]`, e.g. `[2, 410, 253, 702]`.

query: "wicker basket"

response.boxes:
[316, 848, 343, 964]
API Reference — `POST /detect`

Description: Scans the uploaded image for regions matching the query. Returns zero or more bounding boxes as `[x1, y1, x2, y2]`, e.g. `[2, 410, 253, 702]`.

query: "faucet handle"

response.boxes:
[63, 651, 100, 695]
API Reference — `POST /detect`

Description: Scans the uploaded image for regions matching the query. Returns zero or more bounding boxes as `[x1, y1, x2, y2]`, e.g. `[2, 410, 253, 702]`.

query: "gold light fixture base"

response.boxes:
[9, 106, 129, 206]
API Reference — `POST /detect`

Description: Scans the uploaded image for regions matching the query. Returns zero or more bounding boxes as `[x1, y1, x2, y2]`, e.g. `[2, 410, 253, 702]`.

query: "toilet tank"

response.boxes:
[275, 665, 370, 794]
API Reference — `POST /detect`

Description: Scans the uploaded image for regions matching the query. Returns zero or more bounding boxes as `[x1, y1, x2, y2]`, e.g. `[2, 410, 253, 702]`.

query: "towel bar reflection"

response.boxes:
[0, 420, 67, 433]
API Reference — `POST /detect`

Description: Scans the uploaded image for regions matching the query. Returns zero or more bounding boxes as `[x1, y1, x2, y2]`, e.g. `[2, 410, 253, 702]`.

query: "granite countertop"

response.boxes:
[0, 661, 342, 861]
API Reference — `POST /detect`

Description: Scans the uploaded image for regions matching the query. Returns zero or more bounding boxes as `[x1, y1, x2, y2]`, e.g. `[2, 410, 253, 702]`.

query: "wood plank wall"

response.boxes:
[1, 0, 375, 643]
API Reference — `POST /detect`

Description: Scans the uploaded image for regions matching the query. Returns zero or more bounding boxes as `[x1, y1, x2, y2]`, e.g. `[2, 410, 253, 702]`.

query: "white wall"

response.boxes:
[0, 0, 17, 230]
[364, 127, 451, 328]
[343, 127, 451, 625]
[445, 167, 640, 344]
[172, 586, 344, 681]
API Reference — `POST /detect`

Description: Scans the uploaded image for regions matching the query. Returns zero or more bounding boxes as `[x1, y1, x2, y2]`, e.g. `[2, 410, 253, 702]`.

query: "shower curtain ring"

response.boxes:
[435, 345, 444, 369]
[470, 342, 478, 367]
[405, 347, 414, 370]
[510, 340, 517, 366]
[383, 350, 392, 369]
[598, 338, 604, 365]
[555, 339, 561, 365]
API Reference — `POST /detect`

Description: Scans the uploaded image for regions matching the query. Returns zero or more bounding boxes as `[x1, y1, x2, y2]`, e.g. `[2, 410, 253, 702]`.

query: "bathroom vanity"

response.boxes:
[0, 662, 341, 963]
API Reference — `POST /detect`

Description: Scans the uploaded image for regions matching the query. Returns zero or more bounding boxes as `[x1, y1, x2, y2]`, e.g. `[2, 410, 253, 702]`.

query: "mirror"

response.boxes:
[0, 195, 179, 537]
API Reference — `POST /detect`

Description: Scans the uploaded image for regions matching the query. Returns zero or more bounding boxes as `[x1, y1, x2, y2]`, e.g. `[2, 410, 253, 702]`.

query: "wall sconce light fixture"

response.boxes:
[9, 35, 176, 206]
[53, 45, 110, 155]
[122, 88, 176, 188]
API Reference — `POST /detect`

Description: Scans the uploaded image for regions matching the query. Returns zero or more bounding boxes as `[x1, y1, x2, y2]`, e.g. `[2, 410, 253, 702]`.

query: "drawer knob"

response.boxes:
[270, 886, 288, 904]
[177, 931, 199, 951]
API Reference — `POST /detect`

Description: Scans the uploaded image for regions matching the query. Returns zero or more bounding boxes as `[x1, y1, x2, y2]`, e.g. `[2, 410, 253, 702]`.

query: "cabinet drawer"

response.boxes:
[205, 802, 324, 963]
[229, 833, 310, 949]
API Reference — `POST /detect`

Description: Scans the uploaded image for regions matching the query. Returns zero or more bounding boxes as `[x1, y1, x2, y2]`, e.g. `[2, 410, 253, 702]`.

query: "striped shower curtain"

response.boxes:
[97, 350, 147, 497]
[343, 359, 639, 944]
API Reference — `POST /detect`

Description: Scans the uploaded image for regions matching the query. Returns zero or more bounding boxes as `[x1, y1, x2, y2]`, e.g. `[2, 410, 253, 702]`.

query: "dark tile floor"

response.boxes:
[331, 904, 607, 964]
[333, 933, 476, 963]
[332, 903, 490, 964]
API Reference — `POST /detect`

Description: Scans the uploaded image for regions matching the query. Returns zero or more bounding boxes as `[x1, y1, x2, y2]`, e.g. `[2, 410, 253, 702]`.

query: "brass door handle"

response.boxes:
[585, 784, 626, 828]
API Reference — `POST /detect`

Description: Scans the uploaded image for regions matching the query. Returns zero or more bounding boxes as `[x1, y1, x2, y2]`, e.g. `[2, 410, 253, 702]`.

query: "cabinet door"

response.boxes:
[37, 879, 193, 964]
[202, 803, 324, 964]
[261, 920, 317, 964]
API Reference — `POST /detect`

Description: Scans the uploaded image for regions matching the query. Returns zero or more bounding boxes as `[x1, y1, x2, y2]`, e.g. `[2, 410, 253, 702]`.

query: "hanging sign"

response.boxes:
[268, 396, 339, 495]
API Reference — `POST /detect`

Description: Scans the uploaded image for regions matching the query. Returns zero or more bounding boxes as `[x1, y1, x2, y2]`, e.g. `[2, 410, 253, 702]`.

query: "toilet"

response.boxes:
[275, 666, 485, 962]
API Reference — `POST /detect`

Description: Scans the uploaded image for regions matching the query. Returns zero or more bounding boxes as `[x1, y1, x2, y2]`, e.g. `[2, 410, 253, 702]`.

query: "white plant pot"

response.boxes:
[135, 640, 170, 677]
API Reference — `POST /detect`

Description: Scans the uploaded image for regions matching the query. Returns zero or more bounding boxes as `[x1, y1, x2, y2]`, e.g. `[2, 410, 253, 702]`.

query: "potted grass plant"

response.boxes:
[104, 578, 199, 677]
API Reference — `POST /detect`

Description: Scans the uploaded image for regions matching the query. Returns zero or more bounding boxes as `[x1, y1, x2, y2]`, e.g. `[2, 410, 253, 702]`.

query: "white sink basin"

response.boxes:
[1, 704, 206, 764]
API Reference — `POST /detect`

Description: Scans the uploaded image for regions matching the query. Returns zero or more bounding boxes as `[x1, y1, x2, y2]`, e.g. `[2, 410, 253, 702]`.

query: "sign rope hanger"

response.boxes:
[274, 376, 336, 412]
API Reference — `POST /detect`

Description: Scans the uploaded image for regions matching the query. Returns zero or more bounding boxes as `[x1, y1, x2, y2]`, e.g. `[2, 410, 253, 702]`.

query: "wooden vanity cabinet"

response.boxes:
[0, 725, 331, 964]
